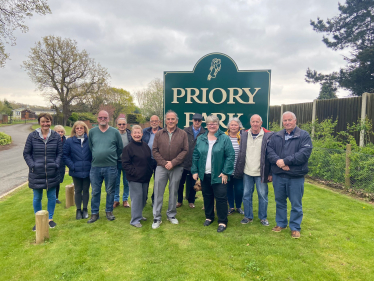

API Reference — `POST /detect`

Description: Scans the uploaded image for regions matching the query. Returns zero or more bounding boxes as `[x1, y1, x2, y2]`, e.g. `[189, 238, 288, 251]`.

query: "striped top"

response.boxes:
[230, 136, 240, 174]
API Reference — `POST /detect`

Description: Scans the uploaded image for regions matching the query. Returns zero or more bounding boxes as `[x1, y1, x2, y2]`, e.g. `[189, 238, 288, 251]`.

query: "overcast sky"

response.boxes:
[0, 0, 350, 107]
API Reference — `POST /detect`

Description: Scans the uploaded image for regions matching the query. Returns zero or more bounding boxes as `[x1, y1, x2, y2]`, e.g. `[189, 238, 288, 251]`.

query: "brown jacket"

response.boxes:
[152, 127, 188, 168]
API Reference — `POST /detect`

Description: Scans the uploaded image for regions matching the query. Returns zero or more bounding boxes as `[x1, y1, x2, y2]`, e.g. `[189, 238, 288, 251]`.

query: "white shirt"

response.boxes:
[205, 140, 216, 174]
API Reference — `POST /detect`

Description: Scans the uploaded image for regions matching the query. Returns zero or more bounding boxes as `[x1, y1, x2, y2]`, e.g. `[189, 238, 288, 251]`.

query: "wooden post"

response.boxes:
[311, 99, 317, 139]
[35, 210, 49, 244]
[359, 92, 368, 147]
[280, 104, 284, 128]
[65, 184, 75, 208]
[345, 144, 351, 189]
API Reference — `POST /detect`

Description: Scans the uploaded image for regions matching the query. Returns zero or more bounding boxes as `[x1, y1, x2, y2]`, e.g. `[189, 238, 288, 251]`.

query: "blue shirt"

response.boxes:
[148, 131, 156, 158]
[285, 127, 297, 141]
[193, 126, 201, 139]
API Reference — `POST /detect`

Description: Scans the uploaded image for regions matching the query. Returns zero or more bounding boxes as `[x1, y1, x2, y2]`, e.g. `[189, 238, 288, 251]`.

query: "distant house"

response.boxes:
[21, 109, 38, 120]
[30, 108, 56, 116]
[12, 108, 26, 120]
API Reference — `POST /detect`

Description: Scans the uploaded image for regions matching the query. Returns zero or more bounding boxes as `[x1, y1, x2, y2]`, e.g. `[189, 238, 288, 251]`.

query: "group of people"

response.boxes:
[23, 109, 312, 238]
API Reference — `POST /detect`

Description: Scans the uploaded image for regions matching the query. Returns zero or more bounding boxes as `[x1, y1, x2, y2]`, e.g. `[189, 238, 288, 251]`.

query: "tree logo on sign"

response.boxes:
[207, 58, 221, 81]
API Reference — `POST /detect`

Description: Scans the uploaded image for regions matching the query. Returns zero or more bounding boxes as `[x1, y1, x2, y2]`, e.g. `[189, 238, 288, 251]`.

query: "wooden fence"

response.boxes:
[269, 93, 374, 145]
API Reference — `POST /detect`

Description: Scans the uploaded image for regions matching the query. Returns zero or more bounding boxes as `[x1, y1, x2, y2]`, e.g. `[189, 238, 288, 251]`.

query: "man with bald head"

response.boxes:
[267, 111, 312, 239]
[88, 110, 123, 223]
[234, 114, 273, 227]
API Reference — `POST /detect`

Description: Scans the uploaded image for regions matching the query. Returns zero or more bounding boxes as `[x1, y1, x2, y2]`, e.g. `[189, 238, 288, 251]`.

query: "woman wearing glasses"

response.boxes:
[191, 115, 235, 232]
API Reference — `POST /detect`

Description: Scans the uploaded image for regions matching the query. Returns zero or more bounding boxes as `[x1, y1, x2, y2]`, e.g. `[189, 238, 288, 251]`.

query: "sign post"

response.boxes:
[164, 53, 271, 130]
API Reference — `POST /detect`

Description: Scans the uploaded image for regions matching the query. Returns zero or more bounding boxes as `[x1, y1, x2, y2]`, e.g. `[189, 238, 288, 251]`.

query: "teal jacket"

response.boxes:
[191, 130, 235, 185]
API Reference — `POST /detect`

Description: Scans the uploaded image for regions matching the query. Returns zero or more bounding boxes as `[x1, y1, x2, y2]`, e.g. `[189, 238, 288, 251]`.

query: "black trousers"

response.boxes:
[177, 169, 197, 203]
[56, 184, 60, 199]
[147, 159, 157, 202]
[72, 176, 91, 210]
[201, 174, 228, 225]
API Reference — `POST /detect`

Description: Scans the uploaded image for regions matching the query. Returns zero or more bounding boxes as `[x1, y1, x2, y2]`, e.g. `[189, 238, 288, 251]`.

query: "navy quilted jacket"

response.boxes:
[23, 130, 62, 190]
[58, 136, 66, 183]
[63, 134, 92, 178]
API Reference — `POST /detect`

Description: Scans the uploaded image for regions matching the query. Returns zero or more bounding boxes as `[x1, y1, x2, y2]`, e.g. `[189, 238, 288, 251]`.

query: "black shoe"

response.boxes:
[87, 214, 99, 224]
[76, 209, 82, 220]
[203, 219, 213, 226]
[49, 221, 57, 228]
[82, 209, 89, 219]
[106, 212, 115, 221]
[217, 224, 227, 232]
[56, 199, 61, 204]
[32, 225, 36, 232]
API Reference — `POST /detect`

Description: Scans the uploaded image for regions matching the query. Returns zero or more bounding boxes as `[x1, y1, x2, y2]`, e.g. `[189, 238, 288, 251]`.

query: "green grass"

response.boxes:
[1, 176, 374, 280]
[32, 124, 72, 136]
[0, 120, 35, 127]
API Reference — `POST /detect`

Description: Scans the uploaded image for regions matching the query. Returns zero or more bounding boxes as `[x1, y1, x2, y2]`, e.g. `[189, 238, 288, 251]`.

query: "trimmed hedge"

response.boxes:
[0, 132, 12, 145]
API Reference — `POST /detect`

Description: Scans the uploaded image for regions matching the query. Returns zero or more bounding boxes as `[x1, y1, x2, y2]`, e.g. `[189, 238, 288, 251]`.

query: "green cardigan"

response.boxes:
[191, 130, 235, 185]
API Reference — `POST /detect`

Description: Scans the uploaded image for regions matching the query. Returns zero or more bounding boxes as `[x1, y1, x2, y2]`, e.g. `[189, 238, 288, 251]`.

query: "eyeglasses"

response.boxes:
[150, 120, 159, 123]
[207, 123, 218, 127]
[193, 119, 202, 122]
[98, 117, 108, 120]
[118, 124, 126, 126]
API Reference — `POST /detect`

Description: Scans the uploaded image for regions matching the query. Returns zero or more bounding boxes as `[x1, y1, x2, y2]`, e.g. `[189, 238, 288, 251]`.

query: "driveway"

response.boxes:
[0, 124, 35, 196]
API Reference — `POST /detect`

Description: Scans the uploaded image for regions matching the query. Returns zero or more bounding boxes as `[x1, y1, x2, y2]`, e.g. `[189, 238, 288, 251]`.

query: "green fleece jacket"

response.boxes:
[191, 130, 235, 184]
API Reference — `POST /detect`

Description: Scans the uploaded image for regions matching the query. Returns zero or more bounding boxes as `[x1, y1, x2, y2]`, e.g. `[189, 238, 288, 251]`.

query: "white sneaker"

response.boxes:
[167, 217, 179, 224]
[152, 220, 162, 229]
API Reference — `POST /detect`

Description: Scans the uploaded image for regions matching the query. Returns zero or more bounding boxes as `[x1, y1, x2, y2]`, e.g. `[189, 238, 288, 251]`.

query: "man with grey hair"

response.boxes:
[88, 110, 123, 223]
[267, 111, 312, 239]
[114, 117, 132, 208]
[234, 114, 273, 226]
[151, 110, 188, 229]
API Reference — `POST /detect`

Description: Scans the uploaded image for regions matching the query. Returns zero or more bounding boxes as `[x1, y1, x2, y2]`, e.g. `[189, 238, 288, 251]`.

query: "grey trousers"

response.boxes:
[153, 166, 184, 221]
[129, 181, 149, 225]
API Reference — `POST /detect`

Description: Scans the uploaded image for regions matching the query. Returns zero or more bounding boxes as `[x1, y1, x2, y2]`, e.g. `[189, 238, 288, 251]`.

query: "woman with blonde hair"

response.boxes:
[54, 125, 66, 204]
[121, 125, 153, 228]
[63, 121, 92, 220]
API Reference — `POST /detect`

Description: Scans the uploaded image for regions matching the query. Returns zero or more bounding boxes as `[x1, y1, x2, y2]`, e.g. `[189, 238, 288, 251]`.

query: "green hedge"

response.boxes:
[0, 132, 12, 145]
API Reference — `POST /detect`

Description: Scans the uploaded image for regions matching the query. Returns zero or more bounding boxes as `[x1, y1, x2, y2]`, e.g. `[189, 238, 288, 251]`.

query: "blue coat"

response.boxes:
[23, 130, 62, 190]
[142, 126, 162, 144]
[58, 135, 66, 183]
[63, 134, 92, 178]
[267, 126, 313, 178]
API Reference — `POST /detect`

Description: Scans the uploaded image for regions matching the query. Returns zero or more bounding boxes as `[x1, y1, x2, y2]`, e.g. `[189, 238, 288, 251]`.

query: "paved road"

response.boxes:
[0, 124, 35, 196]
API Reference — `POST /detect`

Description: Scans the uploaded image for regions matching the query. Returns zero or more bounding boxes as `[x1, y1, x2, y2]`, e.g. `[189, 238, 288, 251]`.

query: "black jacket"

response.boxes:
[181, 125, 206, 170]
[58, 135, 66, 183]
[266, 126, 313, 178]
[122, 139, 153, 183]
[234, 129, 274, 183]
[23, 130, 62, 189]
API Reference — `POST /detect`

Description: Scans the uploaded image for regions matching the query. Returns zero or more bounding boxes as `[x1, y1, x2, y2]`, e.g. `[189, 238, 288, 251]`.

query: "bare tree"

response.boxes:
[22, 35, 110, 125]
[134, 78, 163, 121]
[0, 0, 51, 67]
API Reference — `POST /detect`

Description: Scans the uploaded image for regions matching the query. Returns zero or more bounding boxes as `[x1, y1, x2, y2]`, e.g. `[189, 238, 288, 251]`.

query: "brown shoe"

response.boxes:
[176, 202, 182, 208]
[272, 226, 287, 232]
[123, 201, 130, 208]
[113, 201, 120, 208]
[291, 231, 301, 239]
[189, 203, 195, 208]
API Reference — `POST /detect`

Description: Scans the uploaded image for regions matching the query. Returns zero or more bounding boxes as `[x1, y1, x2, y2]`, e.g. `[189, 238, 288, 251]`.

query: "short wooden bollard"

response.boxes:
[35, 210, 49, 244]
[65, 184, 75, 208]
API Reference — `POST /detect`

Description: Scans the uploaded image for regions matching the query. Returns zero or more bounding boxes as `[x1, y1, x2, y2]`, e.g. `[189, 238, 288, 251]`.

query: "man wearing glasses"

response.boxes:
[87, 110, 123, 223]
[113, 117, 132, 208]
[142, 115, 163, 206]
[151, 110, 188, 229]
[177, 113, 205, 208]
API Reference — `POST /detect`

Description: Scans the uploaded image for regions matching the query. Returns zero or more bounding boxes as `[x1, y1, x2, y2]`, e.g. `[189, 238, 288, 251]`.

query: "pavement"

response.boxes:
[0, 123, 35, 197]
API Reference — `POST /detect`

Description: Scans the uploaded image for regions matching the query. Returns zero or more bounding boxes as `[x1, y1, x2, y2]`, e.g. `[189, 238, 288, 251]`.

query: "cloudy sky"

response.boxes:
[0, 0, 350, 107]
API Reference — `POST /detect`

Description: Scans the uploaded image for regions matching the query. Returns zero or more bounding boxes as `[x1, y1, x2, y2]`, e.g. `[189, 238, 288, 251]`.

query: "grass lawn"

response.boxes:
[32, 124, 72, 136]
[1, 176, 374, 281]
[0, 120, 35, 127]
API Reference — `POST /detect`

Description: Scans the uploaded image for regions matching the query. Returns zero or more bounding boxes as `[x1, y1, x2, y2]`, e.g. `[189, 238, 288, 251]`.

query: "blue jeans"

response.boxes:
[90, 166, 118, 214]
[243, 174, 268, 220]
[227, 176, 244, 209]
[114, 162, 129, 202]
[33, 188, 56, 220]
[272, 174, 304, 231]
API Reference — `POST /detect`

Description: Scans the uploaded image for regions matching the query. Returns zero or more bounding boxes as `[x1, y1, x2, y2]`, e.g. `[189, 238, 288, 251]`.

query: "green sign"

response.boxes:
[164, 53, 271, 130]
